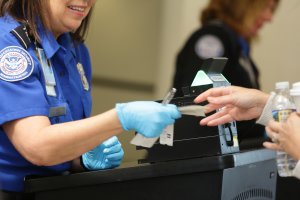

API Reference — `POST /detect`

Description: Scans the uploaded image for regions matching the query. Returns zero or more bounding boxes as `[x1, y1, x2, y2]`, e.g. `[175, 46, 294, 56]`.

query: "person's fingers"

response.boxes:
[267, 120, 281, 133]
[271, 133, 278, 143]
[104, 144, 122, 154]
[263, 141, 282, 151]
[206, 95, 234, 106]
[194, 87, 232, 103]
[265, 126, 280, 144]
[207, 115, 234, 126]
[106, 150, 124, 161]
[102, 136, 118, 147]
[267, 119, 280, 126]
[203, 103, 224, 114]
[265, 126, 272, 138]
[200, 110, 234, 126]
[200, 112, 224, 125]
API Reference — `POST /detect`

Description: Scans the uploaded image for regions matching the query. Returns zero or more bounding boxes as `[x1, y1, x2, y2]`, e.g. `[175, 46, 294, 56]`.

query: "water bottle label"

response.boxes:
[272, 109, 295, 122]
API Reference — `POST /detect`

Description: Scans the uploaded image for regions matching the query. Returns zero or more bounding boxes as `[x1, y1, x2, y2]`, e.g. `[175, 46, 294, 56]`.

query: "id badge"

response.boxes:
[37, 48, 56, 86]
[77, 63, 89, 91]
[37, 48, 57, 96]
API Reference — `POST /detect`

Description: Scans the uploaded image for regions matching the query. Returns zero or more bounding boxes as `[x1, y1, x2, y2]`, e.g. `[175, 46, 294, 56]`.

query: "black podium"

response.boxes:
[24, 149, 277, 200]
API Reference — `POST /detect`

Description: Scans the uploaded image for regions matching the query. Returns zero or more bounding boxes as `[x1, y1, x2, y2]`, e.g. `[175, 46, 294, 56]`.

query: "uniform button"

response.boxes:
[60, 71, 65, 77]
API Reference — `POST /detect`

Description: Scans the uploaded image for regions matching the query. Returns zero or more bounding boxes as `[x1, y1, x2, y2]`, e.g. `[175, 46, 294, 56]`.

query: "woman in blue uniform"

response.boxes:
[172, 0, 279, 147]
[0, 0, 181, 198]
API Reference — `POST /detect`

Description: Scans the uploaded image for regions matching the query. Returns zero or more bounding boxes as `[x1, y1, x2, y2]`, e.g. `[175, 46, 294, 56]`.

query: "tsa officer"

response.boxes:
[0, 0, 181, 197]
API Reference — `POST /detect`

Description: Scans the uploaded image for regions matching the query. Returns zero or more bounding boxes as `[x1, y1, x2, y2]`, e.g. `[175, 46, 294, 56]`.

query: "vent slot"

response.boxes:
[233, 188, 273, 200]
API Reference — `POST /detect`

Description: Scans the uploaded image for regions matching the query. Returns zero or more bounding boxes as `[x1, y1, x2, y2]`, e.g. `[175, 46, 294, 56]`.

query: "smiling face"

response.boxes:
[46, 0, 96, 38]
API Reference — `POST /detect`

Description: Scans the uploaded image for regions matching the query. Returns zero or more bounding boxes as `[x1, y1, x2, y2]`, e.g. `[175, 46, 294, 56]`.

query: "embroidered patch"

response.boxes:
[195, 35, 224, 59]
[0, 46, 34, 82]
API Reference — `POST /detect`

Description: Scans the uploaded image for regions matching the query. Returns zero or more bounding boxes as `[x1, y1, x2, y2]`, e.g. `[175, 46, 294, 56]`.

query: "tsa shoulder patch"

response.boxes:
[195, 35, 224, 59]
[0, 46, 34, 82]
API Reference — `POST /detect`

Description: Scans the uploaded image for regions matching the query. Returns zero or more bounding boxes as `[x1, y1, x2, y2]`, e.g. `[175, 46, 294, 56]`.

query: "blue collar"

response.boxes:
[37, 23, 76, 59]
[37, 23, 59, 59]
[57, 33, 77, 58]
[238, 37, 250, 56]
[3, 14, 20, 31]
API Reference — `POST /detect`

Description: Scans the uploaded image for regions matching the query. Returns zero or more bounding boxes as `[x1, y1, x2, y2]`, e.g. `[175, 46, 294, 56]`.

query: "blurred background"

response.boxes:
[86, 0, 300, 163]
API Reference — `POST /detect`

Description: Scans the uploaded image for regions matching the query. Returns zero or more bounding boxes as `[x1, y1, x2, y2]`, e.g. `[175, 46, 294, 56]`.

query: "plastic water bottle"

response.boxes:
[272, 81, 297, 177]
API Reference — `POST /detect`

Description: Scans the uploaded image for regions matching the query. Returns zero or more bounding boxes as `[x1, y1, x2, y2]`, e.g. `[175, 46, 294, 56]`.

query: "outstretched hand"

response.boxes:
[194, 86, 269, 126]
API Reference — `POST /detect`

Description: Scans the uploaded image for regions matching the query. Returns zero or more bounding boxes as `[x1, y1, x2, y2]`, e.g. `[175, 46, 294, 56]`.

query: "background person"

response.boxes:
[172, 0, 280, 148]
[0, 0, 181, 198]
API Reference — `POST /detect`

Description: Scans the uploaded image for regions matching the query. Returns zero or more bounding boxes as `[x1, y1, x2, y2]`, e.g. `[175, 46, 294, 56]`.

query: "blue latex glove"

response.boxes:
[81, 136, 124, 171]
[115, 101, 181, 138]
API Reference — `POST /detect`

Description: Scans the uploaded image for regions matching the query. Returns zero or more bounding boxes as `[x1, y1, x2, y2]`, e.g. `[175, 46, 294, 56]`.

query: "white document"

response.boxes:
[130, 134, 158, 148]
[159, 124, 174, 146]
[178, 105, 205, 117]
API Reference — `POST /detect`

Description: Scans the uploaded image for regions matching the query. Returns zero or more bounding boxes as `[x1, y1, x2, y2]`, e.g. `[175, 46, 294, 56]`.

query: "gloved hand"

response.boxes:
[81, 136, 124, 171]
[115, 101, 181, 138]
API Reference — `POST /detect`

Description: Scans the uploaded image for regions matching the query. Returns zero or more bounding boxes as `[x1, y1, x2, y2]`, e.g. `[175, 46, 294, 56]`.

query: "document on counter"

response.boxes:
[130, 105, 205, 148]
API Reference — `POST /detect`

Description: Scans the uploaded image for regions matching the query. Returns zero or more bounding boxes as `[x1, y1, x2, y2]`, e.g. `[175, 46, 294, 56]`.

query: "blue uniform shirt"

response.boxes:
[0, 15, 92, 192]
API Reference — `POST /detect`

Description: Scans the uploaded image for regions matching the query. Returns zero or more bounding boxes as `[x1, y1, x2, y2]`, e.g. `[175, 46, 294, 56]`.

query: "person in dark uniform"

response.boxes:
[172, 0, 280, 148]
[0, 0, 181, 199]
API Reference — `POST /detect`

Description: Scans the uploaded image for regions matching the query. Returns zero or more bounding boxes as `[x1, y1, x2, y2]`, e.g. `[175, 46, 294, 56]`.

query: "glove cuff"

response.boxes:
[115, 103, 129, 131]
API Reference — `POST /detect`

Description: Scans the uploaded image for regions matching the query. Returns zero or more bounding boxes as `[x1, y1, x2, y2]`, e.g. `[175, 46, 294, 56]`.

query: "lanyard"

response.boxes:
[36, 47, 57, 97]
[36, 46, 69, 117]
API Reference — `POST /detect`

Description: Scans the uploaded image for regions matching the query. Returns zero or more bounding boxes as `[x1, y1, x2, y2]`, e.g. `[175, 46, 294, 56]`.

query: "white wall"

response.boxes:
[155, 0, 208, 98]
[253, 0, 300, 92]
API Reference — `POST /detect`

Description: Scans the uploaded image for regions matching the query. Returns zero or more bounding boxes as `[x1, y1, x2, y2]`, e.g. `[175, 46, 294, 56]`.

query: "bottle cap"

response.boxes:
[275, 81, 289, 90]
[290, 82, 300, 112]
[292, 82, 300, 88]
[290, 82, 300, 96]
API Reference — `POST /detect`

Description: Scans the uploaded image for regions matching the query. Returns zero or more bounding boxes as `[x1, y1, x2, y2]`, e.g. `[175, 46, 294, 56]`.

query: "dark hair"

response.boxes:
[0, 0, 93, 42]
[200, 0, 280, 40]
